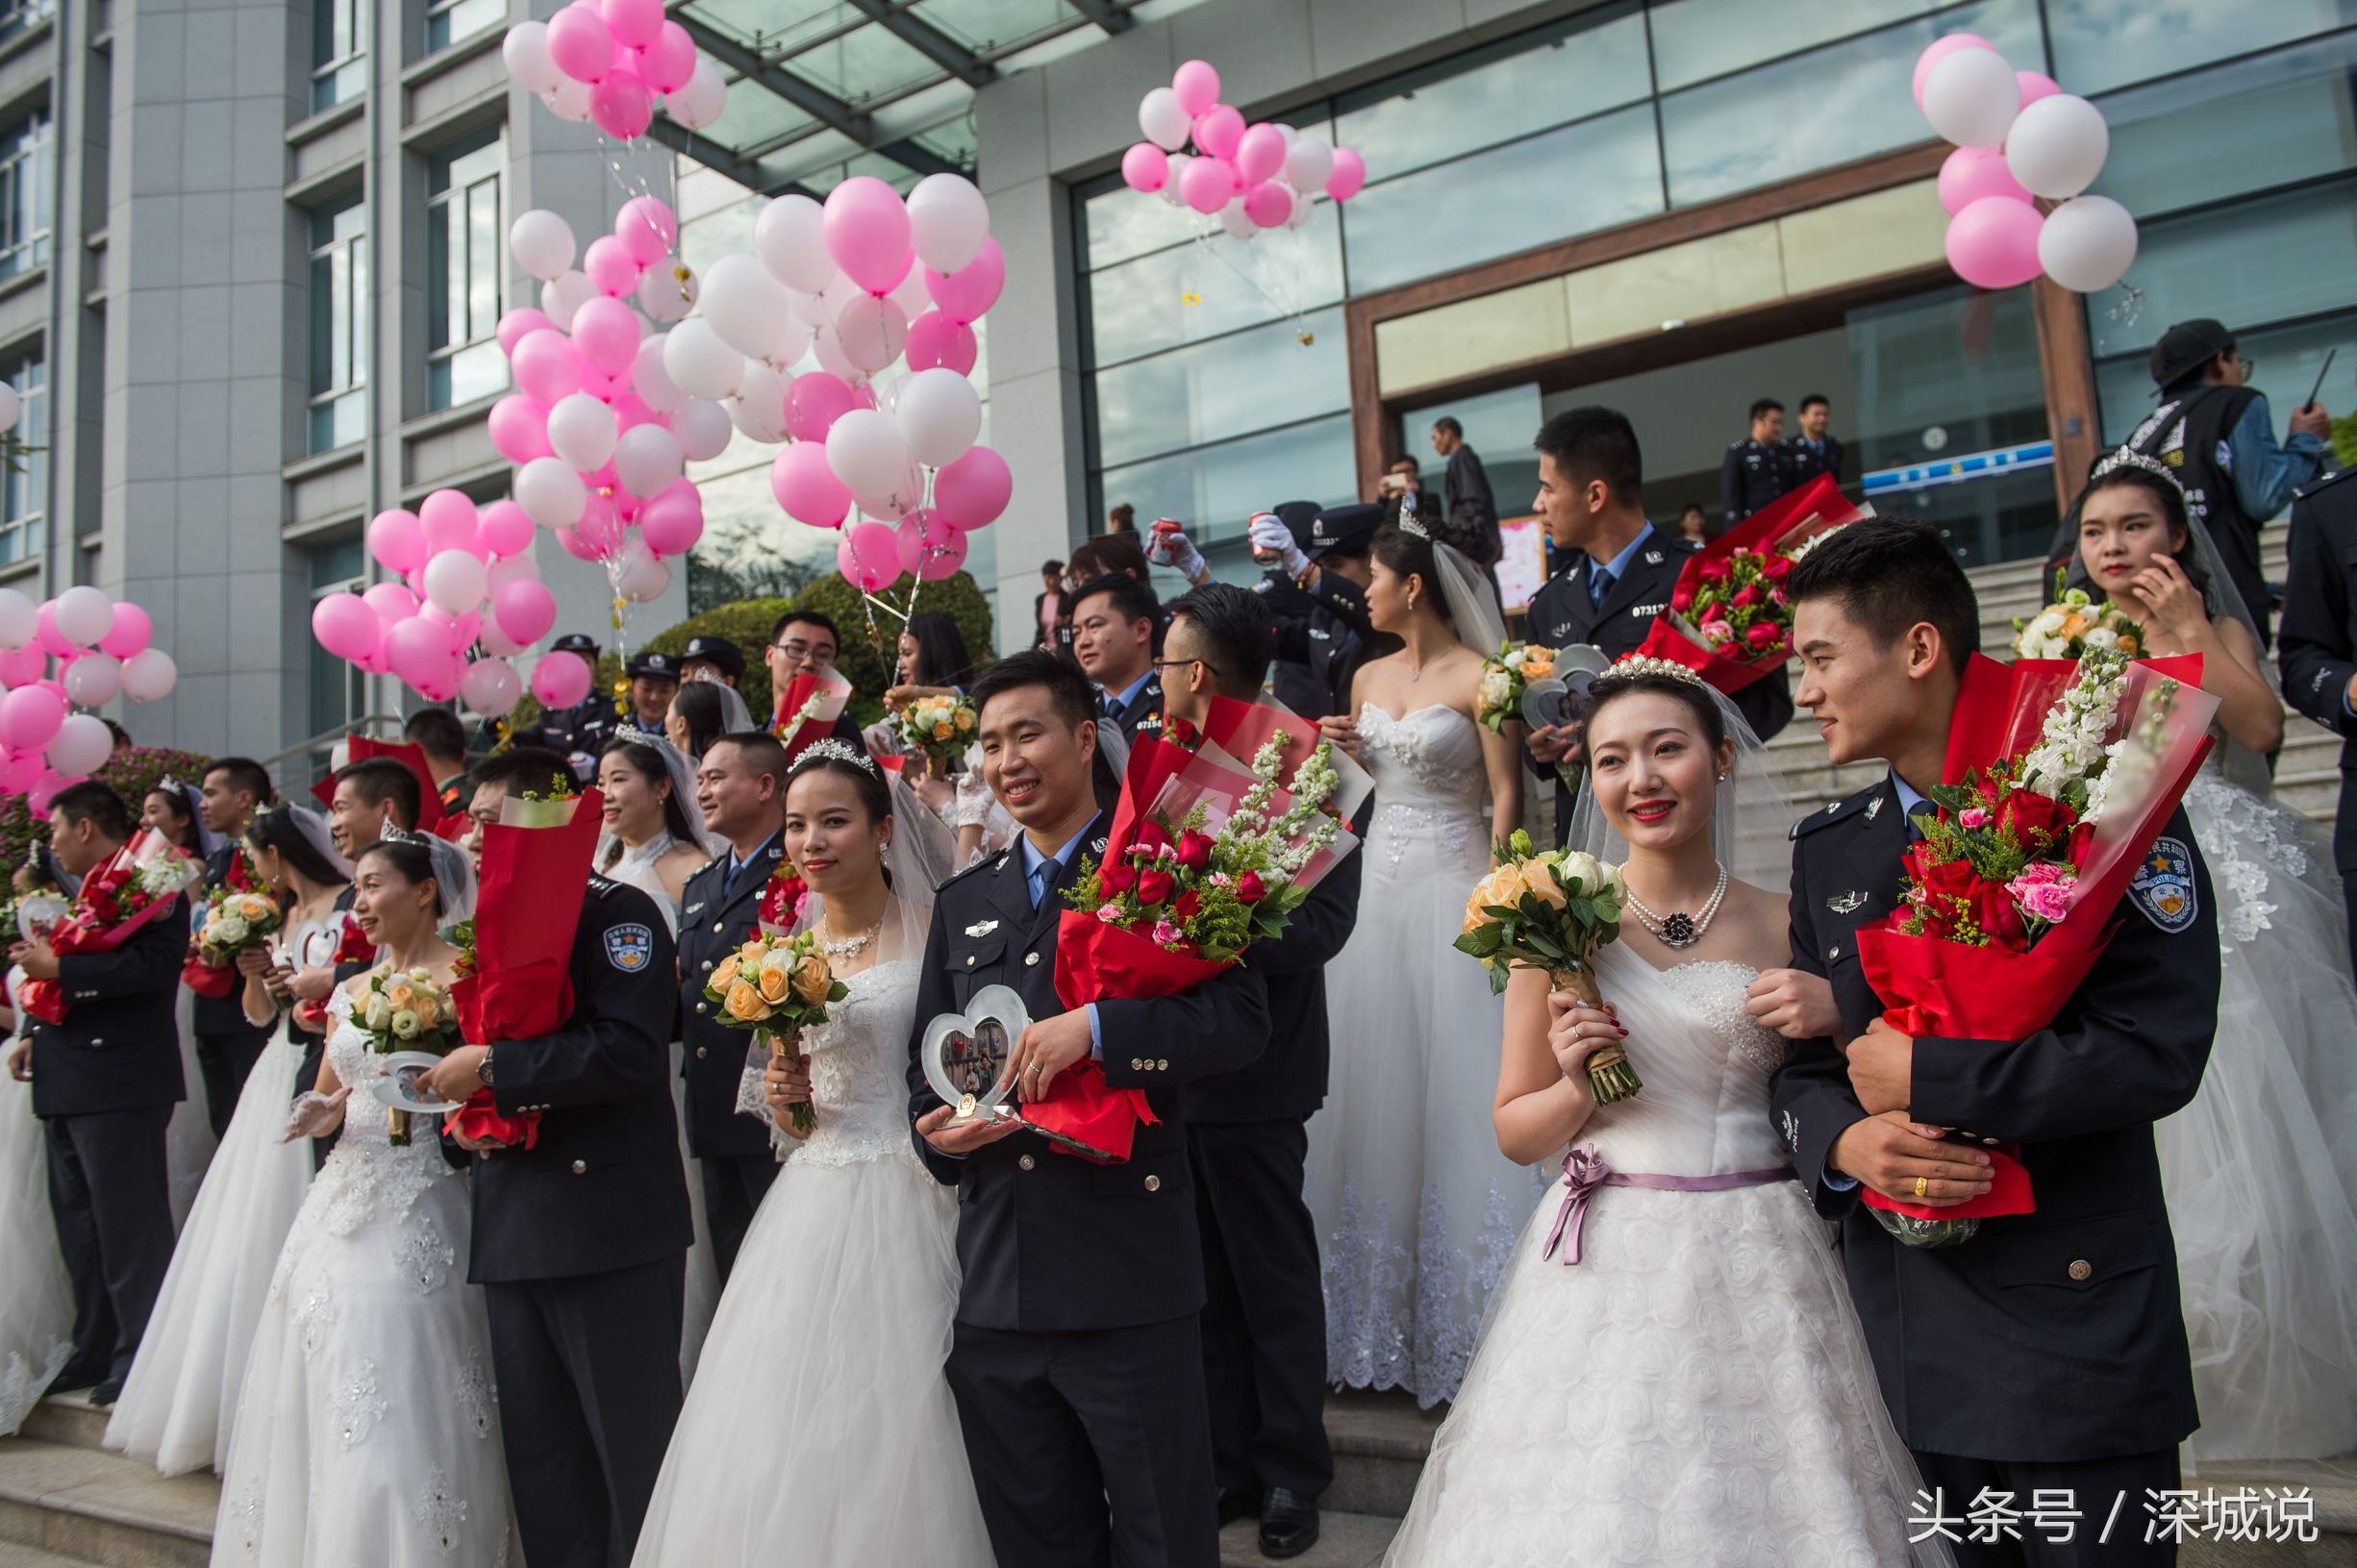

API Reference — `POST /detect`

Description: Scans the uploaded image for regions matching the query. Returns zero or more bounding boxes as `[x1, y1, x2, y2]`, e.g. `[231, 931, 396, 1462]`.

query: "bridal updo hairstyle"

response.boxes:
[596, 738, 703, 849]
[1369, 519, 1445, 623]
[670, 680, 730, 759]
[1577, 669, 1727, 755]
[354, 836, 448, 915]
[247, 804, 350, 888]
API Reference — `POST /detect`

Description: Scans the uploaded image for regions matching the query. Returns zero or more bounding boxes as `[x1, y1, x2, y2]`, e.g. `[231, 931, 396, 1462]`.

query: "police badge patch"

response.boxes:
[2128, 838, 2198, 933]
[604, 922, 655, 973]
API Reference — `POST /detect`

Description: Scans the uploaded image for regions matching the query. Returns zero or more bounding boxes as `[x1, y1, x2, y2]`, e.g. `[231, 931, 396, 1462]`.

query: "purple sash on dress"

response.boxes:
[1540, 1143, 1793, 1265]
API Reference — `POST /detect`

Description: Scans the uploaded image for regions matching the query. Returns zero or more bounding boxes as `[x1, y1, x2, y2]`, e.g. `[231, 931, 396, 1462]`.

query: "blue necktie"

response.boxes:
[1099, 690, 1120, 721]
[1027, 858, 1058, 909]
[1589, 565, 1615, 611]
[723, 858, 743, 900]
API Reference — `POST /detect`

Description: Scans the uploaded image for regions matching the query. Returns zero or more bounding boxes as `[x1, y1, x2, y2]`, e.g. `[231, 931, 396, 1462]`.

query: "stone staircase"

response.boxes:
[0, 1394, 210, 1567]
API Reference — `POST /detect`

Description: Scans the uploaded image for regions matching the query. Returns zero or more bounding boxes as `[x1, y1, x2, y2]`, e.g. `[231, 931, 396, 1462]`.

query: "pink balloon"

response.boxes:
[771, 441, 854, 530]
[1945, 195, 2045, 290]
[785, 371, 859, 443]
[489, 394, 555, 464]
[312, 594, 380, 661]
[590, 65, 654, 141]
[32, 604, 68, 660]
[923, 236, 1004, 326]
[614, 194, 679, 264]
[364, 583, 417, 626]
[386, 616, 452, 691]
[1193, 105, 1244, 161]
[600, 0, 664, 49]
[0, 644, 40, 688]
[903, 311, 978, 376]
[475, 500, 534, 560]
[532, 649, 595, 709]
[444, 610, 482, 655]
[1121, 142, 1169, 194]
[574, 491, 622, 556]
[1171, 59, 1220, 117]
[1913, 33, 1993, 109]
[639, 479, 705, 556]
[492, 579, 559, 645]
[639, 21, 697, 95]
[570, 295, 641, 376]
[0, 750, 37, 791]
[512, 329, 586, 405]
[1326, 147, 1367, 202]
[1243, 182, 1291, 229]
[547, 2, 615, 83]
[823, 175, 915, 296]
[555, 524, 605, 562]
[838, 521, 900, 594]
[1235, 123, 1287, 186]
[419, 490, 479, 555]
[1, 684, 66, 751]
[367, 508, 428, 574]
[609, 390, 658, 431]
[2016, 70, 2061, 109]
[894, 511, 966, 582]
[26, 771, 63, 816]
[1179, 154, 1234, 215]
[1937, 145, 2032, 215]
[98, 603, 152, 660]
[497, 307, 555, 357]
[583, 235, 643, 298]
[933, 444, 1011, 531]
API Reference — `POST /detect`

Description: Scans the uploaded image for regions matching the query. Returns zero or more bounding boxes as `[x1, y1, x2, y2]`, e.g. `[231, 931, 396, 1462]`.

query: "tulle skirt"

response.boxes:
[629, 1145, 991, 1568]
[0, 1072, 72, 1434]
[164, 984, 217, 1228]
[107, 1028, 313, 1474]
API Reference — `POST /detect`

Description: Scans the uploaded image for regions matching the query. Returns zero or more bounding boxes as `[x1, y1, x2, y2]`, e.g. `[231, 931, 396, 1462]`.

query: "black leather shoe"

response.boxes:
[88, 1378, 122, 1407]
[1216, 1486, 1263, 1528]
[1259, 1488, 1318, 1559]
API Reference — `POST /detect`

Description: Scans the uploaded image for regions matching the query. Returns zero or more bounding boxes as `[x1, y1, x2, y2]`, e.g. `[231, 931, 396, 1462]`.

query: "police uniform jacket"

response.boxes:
[463, 876, 691, 1283]
[1263, 569, 1382, 721]
[522, 698, 618, 777]
[674, 833, 788, 1162]
[25, 894, 188, 1119]
[905, 817, 1270, 1333]
[1719, 437, 1792, 528]
[1782, 434, 1845, 488]
[1105, 672, 1165, 745]
[1767, 779, 2218, 1461]
[2277, 469, 2357, 845]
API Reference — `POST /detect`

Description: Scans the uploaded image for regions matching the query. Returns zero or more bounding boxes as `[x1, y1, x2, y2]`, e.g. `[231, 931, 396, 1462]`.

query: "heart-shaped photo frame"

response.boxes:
[368, 1050, 462, 1114]
[919, 983, 1030, 1122]
[1521, 645, 1613, 732]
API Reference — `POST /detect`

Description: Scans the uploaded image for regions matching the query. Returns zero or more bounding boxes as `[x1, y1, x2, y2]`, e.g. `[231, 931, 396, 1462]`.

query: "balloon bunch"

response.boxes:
[500, 0, 724, 141]
[1120, 59, 1366, 239]
[0, 585, 178, 809]
[1917, 38, 2136, 294]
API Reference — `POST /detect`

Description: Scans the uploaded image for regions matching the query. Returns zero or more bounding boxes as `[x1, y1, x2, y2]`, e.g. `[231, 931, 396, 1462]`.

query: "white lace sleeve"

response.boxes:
[954, 744, 993, 829]
[327, 986, 359, 1024]
[735, 1058, 796, 1160]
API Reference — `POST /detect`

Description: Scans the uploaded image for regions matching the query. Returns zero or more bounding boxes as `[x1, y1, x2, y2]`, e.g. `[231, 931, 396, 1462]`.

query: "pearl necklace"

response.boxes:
[1622, 864, 1728, 948]
[818, 914, 884, 960]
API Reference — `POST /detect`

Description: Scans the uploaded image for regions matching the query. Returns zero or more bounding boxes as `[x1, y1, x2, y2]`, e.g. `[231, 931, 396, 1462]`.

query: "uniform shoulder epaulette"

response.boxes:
[1791, 784, 1881, 840]
[937, 849, 1008, 892]
[2295, 465, 2357, 505]
[586, 874, 622, 898]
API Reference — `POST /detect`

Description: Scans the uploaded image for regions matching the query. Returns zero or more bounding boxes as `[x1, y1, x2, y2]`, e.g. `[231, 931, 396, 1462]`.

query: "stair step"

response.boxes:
[16, 1401, 106, 1456]
[0, 1438, 214, 1568]
[1219, 1508, 1398, 1567]
[0, 1540, 114, 1568]
[1324, 1389, 1441, 1518]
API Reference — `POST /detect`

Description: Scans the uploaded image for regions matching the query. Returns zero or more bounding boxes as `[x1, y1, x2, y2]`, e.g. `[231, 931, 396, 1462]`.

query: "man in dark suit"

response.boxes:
[1429, 416, 1502, 570]
[1163, 585, 1362, 1557]
[1719, 397, 1793, 529]
[425, 747, 693, 1568]
[677, 730, 792, 1281]
[1525, 407, 1793, 838]
[908, 650, 1269, 1568]
[2274, 463, 2357, 974]
[1761, 521, 2218, 1566]
[1783, 392, 1845, 489]
[190, 756, 275, 1135]
[1069, 572, 1166, 743]
[5, 783, 188, 1404]
[1249, 502, 1389, 721]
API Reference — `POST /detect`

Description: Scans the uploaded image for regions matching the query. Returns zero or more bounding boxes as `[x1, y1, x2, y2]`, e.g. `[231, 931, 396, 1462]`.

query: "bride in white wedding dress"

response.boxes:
[1307, 518, 1543, 1408]
[1387, 667, 1947, 1567]
[0, 962, 73, 1435]
[631, 744, 990, 1567]
[212, 832, 513, 1567]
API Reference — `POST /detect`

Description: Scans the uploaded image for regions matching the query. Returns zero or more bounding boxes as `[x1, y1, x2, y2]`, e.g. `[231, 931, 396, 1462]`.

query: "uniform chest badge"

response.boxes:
[1828, 890, 1867, 915]
[604, 922, 654, 973]
[965, 919, 1000, 938]
[1642, 549, 1664, 566]
[2129, 837, 2198, 933]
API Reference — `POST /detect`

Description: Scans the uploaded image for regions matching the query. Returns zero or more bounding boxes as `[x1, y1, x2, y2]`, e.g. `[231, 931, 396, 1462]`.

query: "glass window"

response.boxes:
[2084, 181, 2357, 365]
[1649, 0, 1936, 92]
[426, 129, 506, 411]
[424, 0, 504, 56]
[1087, 222, 1342, 369]
[1092, 308, 1346, 468]
[911, 0, 1072, 52]
[1659, 0, 2044, 207]
[0, 0, 55, 45]
[2047, 0, 2357, 98]
[1082, 176, 1229, 273]
[1398, 384, 1545, 526]
[313, 0, 365, 113]
[0, 110, 51, 281]
[2095, 312, 2357, 456]
[308, 196, 366, 454]
[0, 349, 42, 565]
[781, 23, 937, 105]
[1095, 414, 1357, 560]
[2094, 32, 2357, 223]
[1341, 102, 1662, 294]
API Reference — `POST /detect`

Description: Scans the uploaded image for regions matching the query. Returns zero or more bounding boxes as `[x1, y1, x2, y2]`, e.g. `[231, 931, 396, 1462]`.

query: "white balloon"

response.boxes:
[1139, 87, 1190, 152]
[486, 554, 541, 594]
[727, 364, 791, 445]
[1283, 137, 1334, 194]
[422, 549, 490, 615]
[755, 194, 836, 294]
[669, 59, 727, 132]
[1274, 123, 1298, 147]
[1285, 186, 1315, 230]
[851, 483, 912, 521]
[501, 20, 561, 93]
[2005, 92, 2111, 200]
[119, 648, 178, 703]
[61, 653, 120, 707]
[2038, 194, 2139, 293]
[546, 392, 619, 472]
[825, 407, 910, 497]
[541, 75, 593, 122]
[811, 326, 859, 384]
[515, 456, 588, 530]
[1920, 47, 2020, 150]
[614, 421, 688, 492]
[662, 318, 745, 402]
[766, 311, 815, 370]
[636, 261, 697, 324]
[1218, 198, 1254, 241]
[460, 656, 523, 716]
[539, 268, 597, 332]
[0, 383, 22, 435]
[0, 586, 34, 649]
[894, 365, 982, 468]
[887, 264, 932, 326]
[509, 210, 578, 285]
[788, 283, 838, 329]
[46, 712, 112, 776]
[700, 253, 792, 361]
[479, 622, 527, 659]
[834, 294, 908, 374]
[53, 585, 112, 646]
[907, 173, 990, 275]
[1160, 153, 1192, 207]
[673, 398, 734, 461]
[613, 542, 671, 603]
[634, 333, 687, 413]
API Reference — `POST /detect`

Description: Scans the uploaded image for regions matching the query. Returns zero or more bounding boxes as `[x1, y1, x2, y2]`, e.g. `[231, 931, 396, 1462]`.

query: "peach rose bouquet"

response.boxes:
[1454, 830, 1638, 1103]
[702, 927, 849, 1136]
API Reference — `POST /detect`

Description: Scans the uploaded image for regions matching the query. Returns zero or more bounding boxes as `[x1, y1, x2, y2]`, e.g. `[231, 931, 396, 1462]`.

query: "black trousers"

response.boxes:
[1916, 1449, 2183, 1567]
[194, 1027, 269, 1140]
[1189, 1118, 1332, 1499]
[485, 1255, 686, 1568]
[698, 1151, 779, 1284]
[43, 1106, 175, 1384]
[948, 1316, 1218, 1568]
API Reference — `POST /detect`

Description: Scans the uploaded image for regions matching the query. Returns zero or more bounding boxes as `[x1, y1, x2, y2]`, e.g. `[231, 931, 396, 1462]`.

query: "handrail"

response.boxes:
[261, 714, 410, 785]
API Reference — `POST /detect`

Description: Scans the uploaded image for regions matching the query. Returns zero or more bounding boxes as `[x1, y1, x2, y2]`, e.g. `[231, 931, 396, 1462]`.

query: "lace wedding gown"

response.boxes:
[1305, 702, 1550, 1407]
[1386, 944, 1947, 1568]
[109, 917, 338, 1474]
[2161, 769, 2357, 1461]
[0, 968, 72, 1433]
[629, 956, 992, 1568]
[211, 989, 513, 1566]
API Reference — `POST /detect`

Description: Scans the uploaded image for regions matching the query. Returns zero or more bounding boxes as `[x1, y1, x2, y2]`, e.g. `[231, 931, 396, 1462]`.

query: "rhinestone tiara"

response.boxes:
[1601, 655, 1711, 691]
[790, 738, 880, 776]
[1398, 513, 1431, 541]
[2091, 445, 2190, 503]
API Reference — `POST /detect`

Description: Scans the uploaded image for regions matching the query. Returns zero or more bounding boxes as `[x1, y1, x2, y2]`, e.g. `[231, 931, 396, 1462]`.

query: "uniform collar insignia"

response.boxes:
[1829, 890, 1867, 914]
[1643, 549, 1663, 565]
[965, 918, 1000, 937]
[1864, 797, 1882, 821]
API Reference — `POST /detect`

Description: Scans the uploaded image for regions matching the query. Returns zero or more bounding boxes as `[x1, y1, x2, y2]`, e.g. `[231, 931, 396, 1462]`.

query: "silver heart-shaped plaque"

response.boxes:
[1520, 645, 1613, 732]
[368, 1050, 462, 1113]
[919, 983, 1030, 1122]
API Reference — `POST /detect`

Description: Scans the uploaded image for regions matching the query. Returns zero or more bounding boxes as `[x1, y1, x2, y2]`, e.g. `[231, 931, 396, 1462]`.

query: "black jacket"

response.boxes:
[1441, 446, 1502, 567]
[26, 896, 188, 1118]
[1782, 433, 1845, 488]
[1103, 672, 1165, 745]
[674, 833, 788, 1161]
[1260, 569, 1383, 722]
[1719, 437, 1792, 528]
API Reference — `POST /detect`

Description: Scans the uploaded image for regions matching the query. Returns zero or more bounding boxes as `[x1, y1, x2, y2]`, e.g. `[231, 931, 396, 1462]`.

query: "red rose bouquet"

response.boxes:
[20, 831, 203, 1026]
[1636, 475, 1867, 694]
[758, 863, 811, 933]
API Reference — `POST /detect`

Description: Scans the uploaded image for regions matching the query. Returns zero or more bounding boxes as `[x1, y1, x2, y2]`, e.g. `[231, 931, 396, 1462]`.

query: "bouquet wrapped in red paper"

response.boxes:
[1635, 475, 1868, 695]
[1854, 648, 2219, 1246]
[180, 843, 269, 1001]
[441, 783, 606, 1150]
[772, 668, 855, 762]
[1038, 695, 1359, 1161]
[21, 831, 204, 1026]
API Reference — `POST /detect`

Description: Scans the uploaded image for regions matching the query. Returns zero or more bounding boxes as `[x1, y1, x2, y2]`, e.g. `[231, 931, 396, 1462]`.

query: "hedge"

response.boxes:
[0, 745, 217, 868]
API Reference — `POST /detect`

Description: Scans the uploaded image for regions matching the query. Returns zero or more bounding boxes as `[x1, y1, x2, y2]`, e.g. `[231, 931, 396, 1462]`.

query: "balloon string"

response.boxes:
[1188, 226, 1306, 339]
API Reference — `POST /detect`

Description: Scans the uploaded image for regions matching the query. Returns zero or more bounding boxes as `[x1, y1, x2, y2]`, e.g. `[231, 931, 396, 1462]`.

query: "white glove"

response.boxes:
[1248, 512, 1309, 579]
[1149, 522, 1209, 583]
[282, 1087, 350, 1144]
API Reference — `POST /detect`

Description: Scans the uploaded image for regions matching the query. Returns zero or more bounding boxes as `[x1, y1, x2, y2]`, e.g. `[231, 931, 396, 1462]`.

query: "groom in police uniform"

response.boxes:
[908, 649, 1270, 1568]
[1760, 522, 2218, 1567]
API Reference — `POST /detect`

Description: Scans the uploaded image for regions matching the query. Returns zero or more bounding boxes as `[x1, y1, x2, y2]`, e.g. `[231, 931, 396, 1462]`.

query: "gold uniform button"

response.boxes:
[1024, 951, 1040, 967]
[2068, 1259, 2093, 1282]
[570, 1159, 587, 1175]
[1017, 1154, 1036, 1171]
[1143, 1175, 1161, 1193]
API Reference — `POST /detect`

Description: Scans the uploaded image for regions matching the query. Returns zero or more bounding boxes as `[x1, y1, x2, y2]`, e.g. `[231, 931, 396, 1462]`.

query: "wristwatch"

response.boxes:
[477, 1047, 494, 1088]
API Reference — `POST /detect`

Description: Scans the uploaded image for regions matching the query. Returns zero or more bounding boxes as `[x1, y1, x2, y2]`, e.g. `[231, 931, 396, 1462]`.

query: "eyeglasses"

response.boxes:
[771, 639, 835, 663]
[1151, 656, 1220, 679]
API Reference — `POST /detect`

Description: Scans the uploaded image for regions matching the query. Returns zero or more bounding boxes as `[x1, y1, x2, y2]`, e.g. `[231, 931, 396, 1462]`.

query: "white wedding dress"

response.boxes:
[109, 916, 338, 1474]
[166, 983, 217, 1227]
[1305, 702, 1550, 1407]
[212, 988, 513, 1567]
[0, 968, 73, 1434]
[2161, 768, 2357, 1462]
[629, 954, 992, 1568]
[1386, 944, 1947, 1567]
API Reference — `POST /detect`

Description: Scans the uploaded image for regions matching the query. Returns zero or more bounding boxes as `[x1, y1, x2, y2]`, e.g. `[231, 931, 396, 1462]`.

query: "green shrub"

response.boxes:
[0, 744, 217, 869]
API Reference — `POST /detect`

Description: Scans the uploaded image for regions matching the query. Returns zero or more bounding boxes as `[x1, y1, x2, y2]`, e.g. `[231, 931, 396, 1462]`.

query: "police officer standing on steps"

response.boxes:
[618, 649, 681, 742]
[520, 633, 617, 777]
[2275, 461, 2357, 975]
[676, 729, 792, 1282]
[1246, 500, 1389, 721]
[1720, 397, 1793, 529]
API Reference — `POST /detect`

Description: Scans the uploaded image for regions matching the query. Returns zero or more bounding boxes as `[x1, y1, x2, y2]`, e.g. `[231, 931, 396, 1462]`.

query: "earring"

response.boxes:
[1407, 590, 1418, 610]
[1718, 772, 1729, 782]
